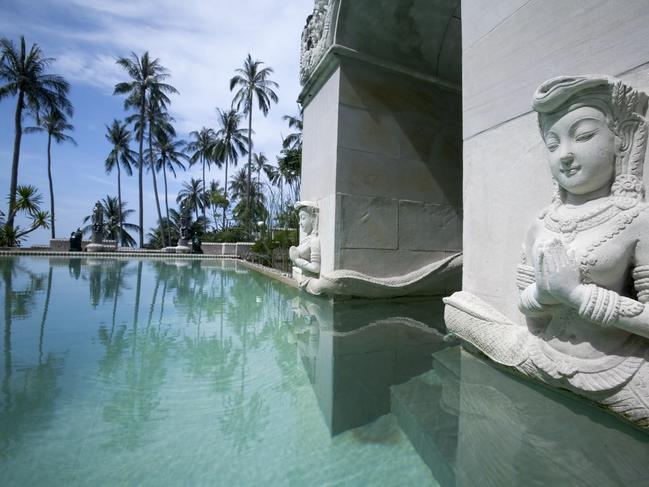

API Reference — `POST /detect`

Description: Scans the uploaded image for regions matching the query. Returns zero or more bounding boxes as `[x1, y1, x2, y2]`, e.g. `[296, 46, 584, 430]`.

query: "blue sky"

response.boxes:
[0, 0, 312, 244]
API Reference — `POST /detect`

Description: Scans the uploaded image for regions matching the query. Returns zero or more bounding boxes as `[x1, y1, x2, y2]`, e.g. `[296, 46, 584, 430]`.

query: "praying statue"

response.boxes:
[445, 75, 649, 429]
[289, 201, 322, 294]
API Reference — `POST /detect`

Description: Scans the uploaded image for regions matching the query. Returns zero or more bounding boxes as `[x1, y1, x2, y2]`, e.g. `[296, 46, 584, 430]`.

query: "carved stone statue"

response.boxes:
[289, 199, 461, 297]
[290, 201, 322, 293]
[69, 228, 82, 252]
[91, 202, 104, 244]
[445, 75, 649, 429]
[191, 234, 203, 254]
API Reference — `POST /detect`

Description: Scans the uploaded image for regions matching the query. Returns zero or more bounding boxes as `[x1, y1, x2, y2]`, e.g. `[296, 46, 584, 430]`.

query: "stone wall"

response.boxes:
[202, 242, 253, 258]
[50, 239, 117, 251]
[302, 57, 463, 278]
[49, 239, 253, 258]
[461, 0, 649, 320]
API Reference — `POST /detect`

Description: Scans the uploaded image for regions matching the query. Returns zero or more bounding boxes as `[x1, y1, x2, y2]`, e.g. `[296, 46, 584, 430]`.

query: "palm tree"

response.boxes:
[282, 111, 303, 150]
[187, 127, 216, 232]
[206, 180, 228, 231]
[82, 196, 139, 246]
[176, 178, 205, 221]
[24, 107, 76, 239]
[213, 108, 248, 230]
[113, 51, 178, 247]
[277, 146, 302, 202]
[230, 168, 267, 232]
[230, 167, 249, 202]
[0, 185, 50, 246]
[104, 120, 136, 246]
[252, 152, 272, 191]
[143, 94, 176, 246]
[230, 54, 278, 236]
[0, 36, 72, 228]
[153, 131, 186, 244]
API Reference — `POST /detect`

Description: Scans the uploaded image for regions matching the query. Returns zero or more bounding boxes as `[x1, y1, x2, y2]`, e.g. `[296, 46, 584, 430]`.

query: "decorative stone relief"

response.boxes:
[290, 201, 322, 293]
[444, 75, 649, 430]
[290, 200, 462, 298]
[300, 0, 336, 85]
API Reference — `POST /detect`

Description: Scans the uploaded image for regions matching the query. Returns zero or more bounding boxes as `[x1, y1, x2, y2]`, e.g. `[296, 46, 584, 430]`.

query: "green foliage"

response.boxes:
[203, 226, 248, 243]
[276, 202, 298, 229]
[249, 229, 297, 270]
[0, 185, 50, 246]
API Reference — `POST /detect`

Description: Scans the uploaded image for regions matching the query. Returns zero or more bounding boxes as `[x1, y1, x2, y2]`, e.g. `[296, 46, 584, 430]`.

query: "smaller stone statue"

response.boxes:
[289, 201, 322, 293]
[174, 203, 191, 254]
[91, 202, 104, 244]
[191, 234, 203, 254]
[179, 208, 190, 246]
[69, 228, 83, 252]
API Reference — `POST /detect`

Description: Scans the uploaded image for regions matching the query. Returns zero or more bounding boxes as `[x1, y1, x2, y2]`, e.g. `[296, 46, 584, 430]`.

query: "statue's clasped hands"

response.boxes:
[534, 239, 585, 307]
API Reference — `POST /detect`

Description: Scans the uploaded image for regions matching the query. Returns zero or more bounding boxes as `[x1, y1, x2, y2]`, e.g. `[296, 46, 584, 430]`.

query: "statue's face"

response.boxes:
[543, 106, 617, 196]
[299, 209, 314, 235]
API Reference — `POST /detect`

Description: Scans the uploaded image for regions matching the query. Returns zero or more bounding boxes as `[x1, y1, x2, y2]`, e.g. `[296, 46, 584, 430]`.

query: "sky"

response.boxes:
[0, 0, 313, 245]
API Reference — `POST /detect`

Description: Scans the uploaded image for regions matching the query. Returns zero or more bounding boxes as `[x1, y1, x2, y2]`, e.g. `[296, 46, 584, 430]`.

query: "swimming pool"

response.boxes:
[0, 256, 436, 486]
[2, 255, 648, 486]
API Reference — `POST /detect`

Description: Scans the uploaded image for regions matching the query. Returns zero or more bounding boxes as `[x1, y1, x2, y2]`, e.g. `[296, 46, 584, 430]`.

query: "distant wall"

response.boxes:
[202, 242, 253, 258]
[49, 240, 254, 258]
[50, 239, 117, 251]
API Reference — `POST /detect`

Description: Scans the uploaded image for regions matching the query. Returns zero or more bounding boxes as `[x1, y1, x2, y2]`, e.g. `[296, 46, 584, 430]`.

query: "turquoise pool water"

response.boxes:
[4, 255, 649, 486]
[0, 256, 436, 486]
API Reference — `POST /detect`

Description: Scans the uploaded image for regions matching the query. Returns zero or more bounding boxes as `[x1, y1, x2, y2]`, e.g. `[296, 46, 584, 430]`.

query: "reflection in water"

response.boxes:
[394, 347, 649, 486]
[0, 257, 63, 460]
[2, 255, 646, 486]
[291, 293, 448, 435]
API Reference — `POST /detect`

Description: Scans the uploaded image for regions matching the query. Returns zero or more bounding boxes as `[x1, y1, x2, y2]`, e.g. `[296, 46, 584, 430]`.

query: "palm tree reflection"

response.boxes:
[0, 257, 63, 459]
[97, 261, 175, 450]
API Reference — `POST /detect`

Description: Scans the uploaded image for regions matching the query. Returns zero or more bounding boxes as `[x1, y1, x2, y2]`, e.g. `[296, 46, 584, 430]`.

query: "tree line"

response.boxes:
[0, 35, 302, 248]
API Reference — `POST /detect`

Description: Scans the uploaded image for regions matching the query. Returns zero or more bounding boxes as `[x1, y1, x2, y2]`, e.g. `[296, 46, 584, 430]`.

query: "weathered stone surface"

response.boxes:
[339, 193, 398, 250]
[399, 201, 462, 252]
[463, 0, 649, 138]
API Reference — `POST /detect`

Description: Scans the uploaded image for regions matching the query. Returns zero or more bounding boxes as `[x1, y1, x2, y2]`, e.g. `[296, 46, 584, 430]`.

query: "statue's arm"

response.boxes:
[547, 236, 649, 339]
[290, 238, 321, 274]
[298, 239, 321, 274]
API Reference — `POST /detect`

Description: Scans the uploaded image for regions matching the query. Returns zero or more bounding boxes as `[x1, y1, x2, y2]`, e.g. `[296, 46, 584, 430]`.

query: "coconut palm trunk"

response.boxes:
[162, 156, 171, 244]
[246, 92, 253, 237]
[46, 133, 56, 238]
[223, 161, 229, 230]
[7, 90, 24, 228]
[116, 159, 124, 247]
[148, 126, 165, 247]
[137, 94, 145, 248]
[202, 157, 207, 232]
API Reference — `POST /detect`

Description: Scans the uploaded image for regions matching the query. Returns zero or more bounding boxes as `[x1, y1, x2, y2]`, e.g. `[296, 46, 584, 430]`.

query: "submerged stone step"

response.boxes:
[392, 346, 649, 487]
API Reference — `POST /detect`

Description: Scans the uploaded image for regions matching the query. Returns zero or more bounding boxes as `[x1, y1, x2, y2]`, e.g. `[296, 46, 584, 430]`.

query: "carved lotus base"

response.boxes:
[443, 291, 649, 431]
[295, 253, 462, 298]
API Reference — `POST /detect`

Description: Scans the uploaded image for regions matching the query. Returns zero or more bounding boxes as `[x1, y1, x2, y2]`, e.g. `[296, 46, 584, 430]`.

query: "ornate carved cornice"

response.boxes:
[300, 0, 337, 85]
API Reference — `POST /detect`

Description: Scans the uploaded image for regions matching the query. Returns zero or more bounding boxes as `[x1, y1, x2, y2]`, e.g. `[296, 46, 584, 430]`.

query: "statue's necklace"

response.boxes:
[543, 201, 621, 243]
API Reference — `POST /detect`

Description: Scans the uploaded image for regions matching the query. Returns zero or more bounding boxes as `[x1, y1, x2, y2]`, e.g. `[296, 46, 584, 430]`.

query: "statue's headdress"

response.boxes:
[533, 75, 649, 201]
[295, 200, 319, 235]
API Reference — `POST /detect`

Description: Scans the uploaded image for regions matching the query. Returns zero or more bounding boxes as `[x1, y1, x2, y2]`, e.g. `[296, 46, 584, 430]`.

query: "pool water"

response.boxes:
[4, 255, 649, 486]
[0, 256, 436, 486]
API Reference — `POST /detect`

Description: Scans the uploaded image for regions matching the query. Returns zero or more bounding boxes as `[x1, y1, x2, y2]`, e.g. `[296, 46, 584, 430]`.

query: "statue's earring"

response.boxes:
[615, 134, 623, 154]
